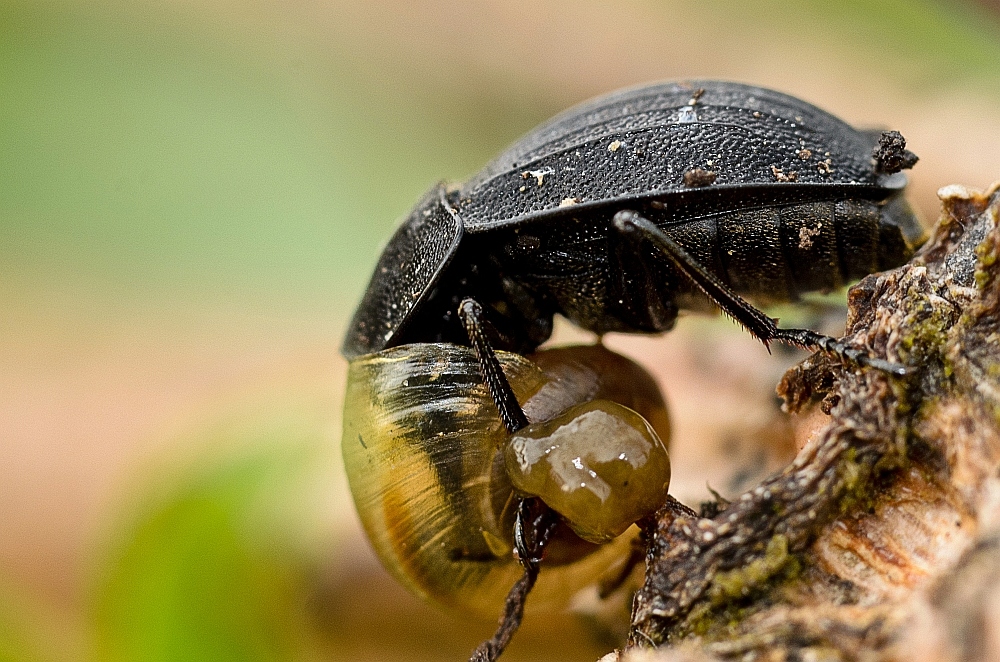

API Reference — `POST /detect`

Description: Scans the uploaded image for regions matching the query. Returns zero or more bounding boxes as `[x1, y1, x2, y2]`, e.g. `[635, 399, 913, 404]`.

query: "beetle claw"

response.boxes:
[512, 497, 558, 569]
[772, 327, 909, 377]
[856, 354, 910, 377]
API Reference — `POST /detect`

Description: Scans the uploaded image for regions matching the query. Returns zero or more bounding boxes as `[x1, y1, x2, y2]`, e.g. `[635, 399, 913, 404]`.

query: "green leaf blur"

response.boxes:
[91, 451, 307, 662]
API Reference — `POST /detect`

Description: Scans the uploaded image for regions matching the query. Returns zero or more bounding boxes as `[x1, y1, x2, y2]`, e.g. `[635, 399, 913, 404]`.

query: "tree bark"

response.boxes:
[625, 182, 1000, 662]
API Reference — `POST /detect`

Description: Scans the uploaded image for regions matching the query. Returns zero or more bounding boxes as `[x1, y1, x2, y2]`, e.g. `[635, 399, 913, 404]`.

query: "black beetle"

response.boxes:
[341, 80, 923, 661]
[343, 81, 922, 376]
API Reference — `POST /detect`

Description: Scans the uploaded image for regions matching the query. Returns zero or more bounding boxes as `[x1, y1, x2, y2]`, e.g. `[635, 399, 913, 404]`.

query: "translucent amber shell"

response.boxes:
[342, 343, 669, 617]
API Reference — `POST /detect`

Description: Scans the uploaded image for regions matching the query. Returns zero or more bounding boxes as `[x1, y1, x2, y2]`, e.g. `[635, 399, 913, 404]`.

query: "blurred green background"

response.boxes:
[2, 0, 1000, 660]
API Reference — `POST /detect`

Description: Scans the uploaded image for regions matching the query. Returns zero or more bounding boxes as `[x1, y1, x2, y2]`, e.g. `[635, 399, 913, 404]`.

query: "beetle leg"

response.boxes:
[459, 298, 532, 433]
[469, 569, 535, 662]
[461, 298, 553, 565]
[461, 300, 559, 662]
[598, 495, 699, 599]
[513, 496, 558, 568]
[471, 498, 558, 662]
[597, 537, 645, 599]
[612, 211, 908, 376]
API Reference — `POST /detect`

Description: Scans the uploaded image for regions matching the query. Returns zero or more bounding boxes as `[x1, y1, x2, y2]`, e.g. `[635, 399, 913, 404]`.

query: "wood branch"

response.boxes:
[624, 182, 1000, 662]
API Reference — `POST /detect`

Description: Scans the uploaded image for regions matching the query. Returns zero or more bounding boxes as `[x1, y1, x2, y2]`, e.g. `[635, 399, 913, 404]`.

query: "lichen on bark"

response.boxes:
[626, 182, 1000, 662]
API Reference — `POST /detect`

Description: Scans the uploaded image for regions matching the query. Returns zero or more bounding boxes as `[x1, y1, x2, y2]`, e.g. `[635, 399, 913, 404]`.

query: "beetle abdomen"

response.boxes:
[663, 196, 922, 310]
[711, 201, 853, 304]
[492, 194, 922, 334]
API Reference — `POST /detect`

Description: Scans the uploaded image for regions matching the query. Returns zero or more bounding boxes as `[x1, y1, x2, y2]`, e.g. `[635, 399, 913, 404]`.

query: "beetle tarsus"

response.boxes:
[459, 298, 531, 433]
[612, 210, 909, 377]
[469, 567, 538, 662]
[770, 327, 909, 376]
[471, 498, 558, 662]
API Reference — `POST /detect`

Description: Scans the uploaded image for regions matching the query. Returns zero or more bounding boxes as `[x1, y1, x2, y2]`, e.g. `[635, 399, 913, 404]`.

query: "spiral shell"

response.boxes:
[342, 343, 669, 617]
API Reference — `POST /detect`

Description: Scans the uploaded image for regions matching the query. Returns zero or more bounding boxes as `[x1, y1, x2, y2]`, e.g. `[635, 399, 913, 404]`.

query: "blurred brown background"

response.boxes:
[2, 1, 999, 660]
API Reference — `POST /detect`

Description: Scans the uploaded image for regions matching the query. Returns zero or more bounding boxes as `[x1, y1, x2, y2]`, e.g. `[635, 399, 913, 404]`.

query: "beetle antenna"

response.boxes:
[611, 211, 909, 376]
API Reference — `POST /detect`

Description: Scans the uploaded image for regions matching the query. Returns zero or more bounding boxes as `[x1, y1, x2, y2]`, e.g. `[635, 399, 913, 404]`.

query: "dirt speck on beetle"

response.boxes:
[798, 223, 822, 249]
[771, 165, 798, 182]
[683, 168, 717, 187]
[521, 169, 551, 186]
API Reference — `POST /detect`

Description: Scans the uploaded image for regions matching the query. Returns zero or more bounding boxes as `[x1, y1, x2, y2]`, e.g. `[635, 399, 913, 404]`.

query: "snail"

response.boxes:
[342, 342, 671, 618]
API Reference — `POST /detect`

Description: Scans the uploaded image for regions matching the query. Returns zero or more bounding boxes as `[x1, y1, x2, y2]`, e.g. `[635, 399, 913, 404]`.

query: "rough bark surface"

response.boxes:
[624, 182, 1000, 662]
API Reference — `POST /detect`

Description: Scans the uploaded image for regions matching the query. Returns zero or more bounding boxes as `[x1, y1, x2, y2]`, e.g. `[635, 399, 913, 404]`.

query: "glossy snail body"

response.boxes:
[342, 343, 670, 617]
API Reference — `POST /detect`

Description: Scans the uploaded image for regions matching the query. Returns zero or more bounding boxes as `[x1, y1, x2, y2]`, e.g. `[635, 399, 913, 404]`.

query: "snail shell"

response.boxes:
[342, 342, 670, 617]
